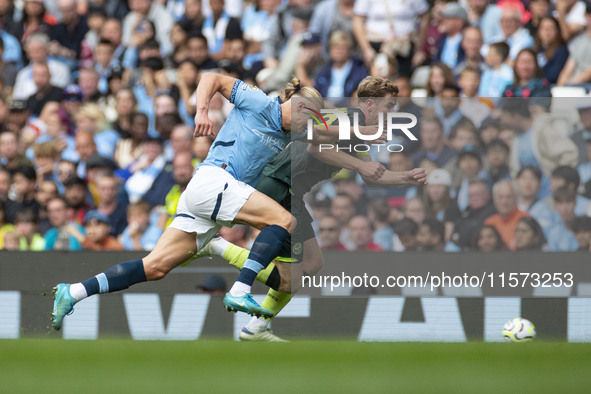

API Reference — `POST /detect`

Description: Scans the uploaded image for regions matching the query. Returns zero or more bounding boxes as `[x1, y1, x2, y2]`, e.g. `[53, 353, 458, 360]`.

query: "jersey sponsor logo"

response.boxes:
[251, 129, 286, 153]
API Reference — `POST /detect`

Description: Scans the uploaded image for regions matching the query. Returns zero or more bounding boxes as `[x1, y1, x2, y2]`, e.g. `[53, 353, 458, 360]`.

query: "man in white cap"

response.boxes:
[436, 2, 468, 70]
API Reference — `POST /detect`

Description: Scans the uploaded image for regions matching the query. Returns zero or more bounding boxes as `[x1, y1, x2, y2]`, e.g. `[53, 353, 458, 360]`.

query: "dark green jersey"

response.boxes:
[257, 108, 368, 199]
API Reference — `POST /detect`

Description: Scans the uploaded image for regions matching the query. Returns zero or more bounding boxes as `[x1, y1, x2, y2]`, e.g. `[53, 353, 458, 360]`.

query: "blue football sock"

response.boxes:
[236, 225, 290, 286]
[81, 259, 147, 297]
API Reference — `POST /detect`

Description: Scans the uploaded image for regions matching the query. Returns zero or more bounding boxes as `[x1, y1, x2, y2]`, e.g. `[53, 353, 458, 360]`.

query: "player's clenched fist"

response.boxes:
[359, 161, 386, 180]
[405, 168, 427, 185]
[193, 107, 214, 138]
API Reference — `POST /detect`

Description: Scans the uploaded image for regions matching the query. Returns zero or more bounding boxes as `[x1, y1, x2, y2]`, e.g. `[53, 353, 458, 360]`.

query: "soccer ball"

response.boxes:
[502, 317, 536, 342]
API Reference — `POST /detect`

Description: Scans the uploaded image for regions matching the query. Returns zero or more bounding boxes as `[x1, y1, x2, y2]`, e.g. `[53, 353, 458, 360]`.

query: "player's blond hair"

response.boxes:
[281, 77, 323, 108]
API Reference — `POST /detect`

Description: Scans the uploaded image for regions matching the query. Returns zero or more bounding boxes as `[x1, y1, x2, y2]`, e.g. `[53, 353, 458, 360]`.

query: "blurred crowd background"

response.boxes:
[0, 0, 591, 253]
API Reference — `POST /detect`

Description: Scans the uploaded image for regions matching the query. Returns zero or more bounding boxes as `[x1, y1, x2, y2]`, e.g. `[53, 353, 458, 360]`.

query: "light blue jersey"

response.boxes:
[199, 80, 290, 186]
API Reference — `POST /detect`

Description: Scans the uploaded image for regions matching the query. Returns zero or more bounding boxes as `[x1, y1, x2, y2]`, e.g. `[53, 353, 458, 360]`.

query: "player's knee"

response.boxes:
[143, 258, 170, 281]
[278, 212, 295, 233]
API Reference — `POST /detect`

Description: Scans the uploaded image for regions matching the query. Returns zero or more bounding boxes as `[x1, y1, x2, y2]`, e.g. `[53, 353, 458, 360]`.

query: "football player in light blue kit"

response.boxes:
[51, 73, 323, 329]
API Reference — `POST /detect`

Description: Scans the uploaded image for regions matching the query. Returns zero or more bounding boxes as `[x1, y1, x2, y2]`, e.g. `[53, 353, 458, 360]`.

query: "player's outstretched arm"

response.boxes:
[308, 145, 426, 185]
[193, 73, 238, 137]
[307, 144, 385, 180]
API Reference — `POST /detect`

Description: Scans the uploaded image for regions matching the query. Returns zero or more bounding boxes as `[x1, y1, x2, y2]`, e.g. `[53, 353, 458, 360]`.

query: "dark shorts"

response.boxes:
[254, 175, 316, 263]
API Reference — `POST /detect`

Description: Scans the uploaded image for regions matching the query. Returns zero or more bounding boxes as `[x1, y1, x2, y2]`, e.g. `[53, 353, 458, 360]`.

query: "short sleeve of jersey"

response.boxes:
[230, 79, 272, 113]
[353, 0, 370, 16]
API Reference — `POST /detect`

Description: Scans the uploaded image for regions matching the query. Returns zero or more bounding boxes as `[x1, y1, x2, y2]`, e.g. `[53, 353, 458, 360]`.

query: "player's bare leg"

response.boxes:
[52, 228, 198, 330]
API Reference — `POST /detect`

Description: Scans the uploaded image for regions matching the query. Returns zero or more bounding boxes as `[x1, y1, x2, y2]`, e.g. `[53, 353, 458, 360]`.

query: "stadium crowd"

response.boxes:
[0, 0, 590, 252]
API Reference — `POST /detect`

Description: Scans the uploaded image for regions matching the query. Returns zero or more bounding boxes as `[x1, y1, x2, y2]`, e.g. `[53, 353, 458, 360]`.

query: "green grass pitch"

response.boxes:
[1, 340, 590, 393]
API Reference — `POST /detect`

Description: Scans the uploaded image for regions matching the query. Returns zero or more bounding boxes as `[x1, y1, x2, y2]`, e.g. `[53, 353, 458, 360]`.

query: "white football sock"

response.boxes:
[69, 283, 88, 301]
[229, 282, 251, 297]
[210, 236, 231, 257]
[245, 316, 270, 333]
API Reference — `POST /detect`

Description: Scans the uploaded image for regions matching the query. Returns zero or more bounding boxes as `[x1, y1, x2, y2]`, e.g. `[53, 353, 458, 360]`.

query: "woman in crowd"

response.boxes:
[426, 62, 455, 97]
[472, 224, 507, 252]
[503, 48, 551, 98]
[514, 216, 547, 251]
[535, 17, 569, 84]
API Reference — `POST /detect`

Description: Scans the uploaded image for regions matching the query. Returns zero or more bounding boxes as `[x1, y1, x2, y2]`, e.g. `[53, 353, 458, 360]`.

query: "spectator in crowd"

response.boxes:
[484, 179, 530, 250]
[352, 0, 429, 76]
[202, 0, 242, 59]
[95, 173, 127, 236]
[555, 0, 587, 41]
[76, 103, 120, 160]
[13, 208, 45, 251]
[471, 224, 507, 251]
[26, 62, 64, 116]
[503, 48, 551, 98]
[448, 179, 496, 250]
[458, 67, 491, 127]
[318, 215, 346, 251]
[484, 139, 511, 189]
[114, 112, 148, 169]
[516, 165, 545, 211]
[78, 67, 102, 102]
[64, 177, 92, 226]
[122, 0, 174, 57]
[423, 168, 454, 223]
[0, 200, 14, 249]
[5, 165, 39, 223]
[525, 0, 551, 37]
[417, 218, 445, 251]
[124, 137, 167, 204]
[330, 193, 357, 249]
[426, 62, 455, 97]
[557, 4, 591, 87]
[196, 274, 228, 295]
[572, 103, 591, 165]
[403, 197, 426, 225]
[309, 0, 355, 58]
[48, 0, 89, 67]
[10, 0, 56, 44]
[79, 209, 123, 251]
[393, 217, 419, 251]
[35, 179, 58, 234]
[2, 230, 20, 250]
[0, 168, 9, 201]
[313, 31, 368, 98]
[467, 0, 502, 44]
[74, 130, 98, 179]
[479, 41, 513, 98]
[436, 84, 471, 138]
[572, 216, 591, 251]
[453, 145, 485, 211]
[455, 26, 485, 77]
[549, 165, 590, 217]
[492, 7, 534, 62]
[44, 196, 85, 250]
[514, 216, 546, 251]
[448, 119, 479, 154]
[412, 116, 457, 168]
[436, 2, 468, 70]
[163, 151, 195, 226]
[33, 141, 61, 189]
[501, 101, 578, 186]
[547, 186, 579, 251]
[112, 88, 138, 138]
[535, 17, 569, 85]
[119, 200, 162, 251]
[368, 198, 393, 251]
[12, 33, 71, 100]
[0, 131, 33, 175]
